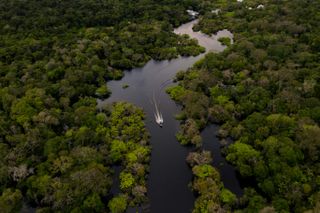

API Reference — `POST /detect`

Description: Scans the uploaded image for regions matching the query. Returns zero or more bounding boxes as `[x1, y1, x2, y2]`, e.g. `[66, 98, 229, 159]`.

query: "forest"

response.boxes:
[1, 0, 320, 212]
[168, 0, 320, 212]
[0, 0, 205, 212]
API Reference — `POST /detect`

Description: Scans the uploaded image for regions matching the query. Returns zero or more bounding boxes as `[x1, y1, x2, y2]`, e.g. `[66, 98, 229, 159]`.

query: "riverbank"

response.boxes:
[99, 19, 240, 212]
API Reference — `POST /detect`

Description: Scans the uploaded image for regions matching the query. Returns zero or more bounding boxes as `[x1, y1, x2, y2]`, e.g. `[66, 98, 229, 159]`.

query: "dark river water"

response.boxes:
[98, 19, 242, 213]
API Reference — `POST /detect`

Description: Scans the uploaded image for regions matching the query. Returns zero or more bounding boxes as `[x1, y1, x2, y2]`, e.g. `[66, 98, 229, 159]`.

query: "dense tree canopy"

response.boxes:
[0, 98, 150, 212]
[0, 0, 208, 211]
[2, 0, 320, 212]
[169, 0, 320, 212]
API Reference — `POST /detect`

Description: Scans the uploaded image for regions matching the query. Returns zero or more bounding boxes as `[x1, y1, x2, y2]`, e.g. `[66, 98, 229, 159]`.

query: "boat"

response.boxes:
[153, 94, 163, 127]
[154, 111, 163, 127]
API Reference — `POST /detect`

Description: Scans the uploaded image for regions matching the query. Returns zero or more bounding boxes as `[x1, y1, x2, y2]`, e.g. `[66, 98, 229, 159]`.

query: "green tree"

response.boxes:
[0, 188, 23, 213]
[108, 195, 128, 213]
[226, 142, 261, 177]
[220, 188, 236, 206]
[120, 172, 135, 191]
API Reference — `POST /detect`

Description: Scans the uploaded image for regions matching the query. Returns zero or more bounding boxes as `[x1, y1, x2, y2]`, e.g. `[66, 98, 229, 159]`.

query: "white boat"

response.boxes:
[154, 111, 163, 127]
[153, 93, 163, 127]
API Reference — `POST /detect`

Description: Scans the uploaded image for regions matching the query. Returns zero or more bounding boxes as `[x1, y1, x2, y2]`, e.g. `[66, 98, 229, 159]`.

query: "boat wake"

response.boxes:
[152, 92, 163, 127]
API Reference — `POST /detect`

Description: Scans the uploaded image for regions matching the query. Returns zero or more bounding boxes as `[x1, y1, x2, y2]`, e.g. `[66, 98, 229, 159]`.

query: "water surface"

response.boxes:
[99, 19, 238, 212]
[201, 125, 243, 196]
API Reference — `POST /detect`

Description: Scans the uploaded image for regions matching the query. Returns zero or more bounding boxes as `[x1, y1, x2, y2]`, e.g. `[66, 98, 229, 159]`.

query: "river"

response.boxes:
[98, 19, 242, 213]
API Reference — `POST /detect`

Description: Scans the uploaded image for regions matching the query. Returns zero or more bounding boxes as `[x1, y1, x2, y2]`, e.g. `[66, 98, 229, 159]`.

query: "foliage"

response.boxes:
[0, 188, 23, 213]
[166, 85, 187, 102]
[187, 151, 235, 212]
[108, 195, 128, 213]
[0, 0, 208, 211]
[0, 0, 215, 211]
[218, 37, 231, 47]
[120, 172, 135, 191]
[176, 119, 202, 146]
[220, 188, 236, 206]
[95, 85, 111, 99]
[172, 0, 320, 211]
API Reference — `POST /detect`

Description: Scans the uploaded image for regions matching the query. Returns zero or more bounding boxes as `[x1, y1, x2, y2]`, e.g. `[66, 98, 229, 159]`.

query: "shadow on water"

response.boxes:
[201, 125, 244, 196]
[98, 19, 240, 212]
[110, 165, 122, 195]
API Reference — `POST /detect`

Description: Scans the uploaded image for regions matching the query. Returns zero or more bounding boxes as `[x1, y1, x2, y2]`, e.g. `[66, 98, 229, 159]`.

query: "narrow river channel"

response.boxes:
[98, 19, 241, 213]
